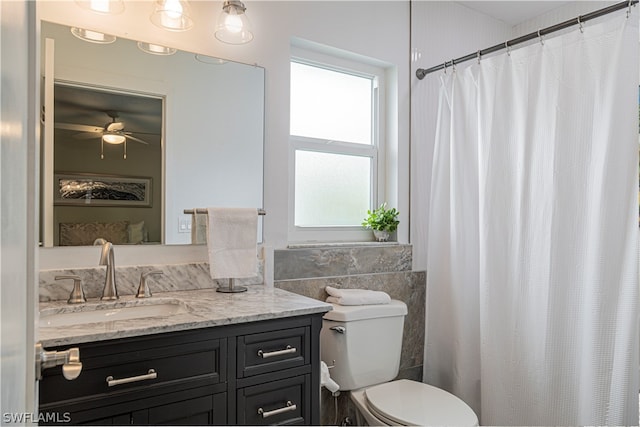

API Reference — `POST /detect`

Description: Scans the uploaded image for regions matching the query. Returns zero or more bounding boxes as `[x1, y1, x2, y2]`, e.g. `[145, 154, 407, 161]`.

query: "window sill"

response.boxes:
[286, 241, 401, 249]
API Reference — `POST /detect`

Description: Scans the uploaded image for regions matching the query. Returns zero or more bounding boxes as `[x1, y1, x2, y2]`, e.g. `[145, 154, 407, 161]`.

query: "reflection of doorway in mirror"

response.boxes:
[50, 83, 163, 246]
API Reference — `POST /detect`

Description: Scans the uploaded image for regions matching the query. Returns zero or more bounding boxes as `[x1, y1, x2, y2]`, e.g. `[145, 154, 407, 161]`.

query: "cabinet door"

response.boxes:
[40, 387, 226, 426]
[237, 375, 310, 425]
[142, 392, 227, 426]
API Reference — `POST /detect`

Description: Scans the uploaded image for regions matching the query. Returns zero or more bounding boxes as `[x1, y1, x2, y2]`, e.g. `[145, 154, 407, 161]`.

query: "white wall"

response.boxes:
[37, 1, 411, 280]
[410, 2, 512, 271]
[1, 0, 38, 416]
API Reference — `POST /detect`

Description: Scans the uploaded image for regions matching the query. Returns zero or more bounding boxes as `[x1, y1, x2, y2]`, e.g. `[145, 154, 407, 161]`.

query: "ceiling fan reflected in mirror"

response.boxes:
[55, 111, 156, 159]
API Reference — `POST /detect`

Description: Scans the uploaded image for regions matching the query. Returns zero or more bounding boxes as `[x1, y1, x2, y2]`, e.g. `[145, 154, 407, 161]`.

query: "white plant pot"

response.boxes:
[373, 230, 390, 242]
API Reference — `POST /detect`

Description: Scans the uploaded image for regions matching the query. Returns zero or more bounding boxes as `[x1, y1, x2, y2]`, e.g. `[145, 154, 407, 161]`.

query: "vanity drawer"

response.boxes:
[40, 332, 226, 405]
[237, 374, 310, 425]
[237, 326, 310, 378]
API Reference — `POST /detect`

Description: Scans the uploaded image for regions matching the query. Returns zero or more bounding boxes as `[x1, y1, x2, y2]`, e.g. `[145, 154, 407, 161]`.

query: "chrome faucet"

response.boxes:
[94, 238, 118, 300]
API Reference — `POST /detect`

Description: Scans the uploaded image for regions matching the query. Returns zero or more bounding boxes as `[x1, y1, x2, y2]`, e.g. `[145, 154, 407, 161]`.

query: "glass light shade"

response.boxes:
[214, 0, 254, 44]
[137, 42, 177, 56]
[102, 133, 126, 144]
[150, 0, 194, 32]
[75, 0, 124, 14]
[70, 27, 117, 44]
[195, 54, 227, 65]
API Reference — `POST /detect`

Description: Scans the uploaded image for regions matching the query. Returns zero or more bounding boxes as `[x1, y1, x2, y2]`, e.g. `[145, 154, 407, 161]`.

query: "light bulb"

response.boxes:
[150, 0, 193, 31]
[89, 0, 110, 13]
[164, 0, 183, 18]
[224, 13, 243, 34]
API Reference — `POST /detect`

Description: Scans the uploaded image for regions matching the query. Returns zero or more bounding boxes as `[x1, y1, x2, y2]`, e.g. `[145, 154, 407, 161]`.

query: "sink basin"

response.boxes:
[40, 300, 190, 328]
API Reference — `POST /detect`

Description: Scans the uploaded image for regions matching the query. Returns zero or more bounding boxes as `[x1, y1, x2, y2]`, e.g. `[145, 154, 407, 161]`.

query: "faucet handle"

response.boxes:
[136, 270, 163, 298]
[55, 275, 86, 304]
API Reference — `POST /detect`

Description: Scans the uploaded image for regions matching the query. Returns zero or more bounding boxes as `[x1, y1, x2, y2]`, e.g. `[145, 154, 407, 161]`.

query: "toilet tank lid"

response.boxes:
[323, 300, 407, 322]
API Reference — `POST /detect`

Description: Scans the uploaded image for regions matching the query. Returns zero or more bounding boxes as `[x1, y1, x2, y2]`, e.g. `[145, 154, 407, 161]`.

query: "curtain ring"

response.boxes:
[477, 50, 482, 64]
[577, 16, 584, 33]
[443, 60, 447, 74]
[627, 0, 633, 18]
[505, 41, 511, 56]
[537, 29, 544, 45]
[451, 59, 456, 72]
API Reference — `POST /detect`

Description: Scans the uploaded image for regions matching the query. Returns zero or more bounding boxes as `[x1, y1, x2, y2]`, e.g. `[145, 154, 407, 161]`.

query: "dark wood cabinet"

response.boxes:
[39, 314, 322, 426]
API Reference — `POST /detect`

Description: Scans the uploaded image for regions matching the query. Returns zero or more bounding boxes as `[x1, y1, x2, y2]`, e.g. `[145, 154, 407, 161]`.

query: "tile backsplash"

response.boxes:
[39, 261, 264, 302]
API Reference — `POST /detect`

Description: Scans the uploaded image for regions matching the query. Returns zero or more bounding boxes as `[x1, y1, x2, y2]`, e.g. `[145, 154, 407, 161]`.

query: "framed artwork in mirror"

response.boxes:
[54, 173, 152, 207]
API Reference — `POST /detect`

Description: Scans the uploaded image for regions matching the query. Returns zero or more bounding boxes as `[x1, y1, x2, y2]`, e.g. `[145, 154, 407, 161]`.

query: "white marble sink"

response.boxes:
[39, 299, 190, 328]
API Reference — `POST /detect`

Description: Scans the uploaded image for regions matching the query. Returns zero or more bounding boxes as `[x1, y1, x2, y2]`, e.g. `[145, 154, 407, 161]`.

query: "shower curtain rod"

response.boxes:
[416, 0, 637, 79]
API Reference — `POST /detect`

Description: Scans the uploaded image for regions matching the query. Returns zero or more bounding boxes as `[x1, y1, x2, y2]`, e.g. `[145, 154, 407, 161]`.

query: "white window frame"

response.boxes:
[288, 47, 386, 243]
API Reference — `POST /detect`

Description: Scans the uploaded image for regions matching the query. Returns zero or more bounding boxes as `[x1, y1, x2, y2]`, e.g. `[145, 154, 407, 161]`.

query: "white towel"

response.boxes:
[190, 210, 207, 244]
[206, 207, 258, 279]
[325, 285, 391, 306]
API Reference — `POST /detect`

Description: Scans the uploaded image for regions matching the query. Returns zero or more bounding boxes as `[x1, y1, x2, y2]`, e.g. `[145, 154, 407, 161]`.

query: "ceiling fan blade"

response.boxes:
[125, 134, 149, 145]
[55, 122, 103, 133]
[106, 121, 125, 132]
[73, 132, 102, 140]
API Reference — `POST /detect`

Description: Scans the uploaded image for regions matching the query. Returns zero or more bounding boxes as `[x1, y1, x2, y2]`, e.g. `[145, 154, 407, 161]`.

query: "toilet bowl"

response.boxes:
[350, 379, 478, 426]
[321, 300, 478, 426]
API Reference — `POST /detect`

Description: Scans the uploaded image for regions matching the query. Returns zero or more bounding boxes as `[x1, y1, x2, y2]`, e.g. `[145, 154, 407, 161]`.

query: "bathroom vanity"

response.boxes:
[38, 287, 331, 425]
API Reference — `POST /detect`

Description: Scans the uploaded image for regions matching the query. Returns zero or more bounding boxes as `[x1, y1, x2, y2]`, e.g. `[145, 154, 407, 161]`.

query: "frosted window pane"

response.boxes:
[295, 151, 371, 227]
[290, 62, 372, 145]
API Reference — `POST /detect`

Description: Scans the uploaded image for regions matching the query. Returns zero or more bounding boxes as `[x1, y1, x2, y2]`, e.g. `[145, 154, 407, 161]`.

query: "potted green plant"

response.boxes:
[362, 203, 400, 242]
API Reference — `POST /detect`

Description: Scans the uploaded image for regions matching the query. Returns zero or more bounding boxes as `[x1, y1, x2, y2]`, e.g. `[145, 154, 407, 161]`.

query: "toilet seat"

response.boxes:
[362, 379, 478, 426]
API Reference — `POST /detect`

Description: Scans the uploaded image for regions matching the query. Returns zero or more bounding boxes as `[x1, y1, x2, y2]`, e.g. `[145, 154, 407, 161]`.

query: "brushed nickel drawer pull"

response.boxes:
[257, 345, 296, 359]
[258, 401, 297, 418]
[106, 369, 157, 387]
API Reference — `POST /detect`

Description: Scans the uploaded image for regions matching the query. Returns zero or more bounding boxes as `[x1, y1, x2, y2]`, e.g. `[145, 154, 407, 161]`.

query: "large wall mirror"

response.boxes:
[40, 21, 265, 247]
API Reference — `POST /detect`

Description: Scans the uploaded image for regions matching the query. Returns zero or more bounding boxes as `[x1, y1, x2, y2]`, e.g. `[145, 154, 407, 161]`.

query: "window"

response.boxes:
[290, 52, 384, 242]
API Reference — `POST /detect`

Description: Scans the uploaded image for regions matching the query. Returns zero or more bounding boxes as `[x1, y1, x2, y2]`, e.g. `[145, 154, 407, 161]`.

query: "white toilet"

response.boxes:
[321, 300, 478, 426]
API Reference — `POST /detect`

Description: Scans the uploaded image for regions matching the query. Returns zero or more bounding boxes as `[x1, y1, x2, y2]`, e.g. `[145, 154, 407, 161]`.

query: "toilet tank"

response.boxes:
[321, 300, 408, 391]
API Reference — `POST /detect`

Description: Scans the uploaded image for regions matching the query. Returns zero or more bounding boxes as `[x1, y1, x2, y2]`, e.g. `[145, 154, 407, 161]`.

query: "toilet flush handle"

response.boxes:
[330, 326, 346, 334]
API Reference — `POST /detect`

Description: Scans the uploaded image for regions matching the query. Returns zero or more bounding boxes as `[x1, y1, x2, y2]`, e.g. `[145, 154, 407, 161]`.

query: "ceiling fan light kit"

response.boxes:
[102, 133, 126, 144]
[75, 0, 125, 15]
[215, 0, 254, 45]
[150, 0, 194, 32]
[70, 27, 117, 44]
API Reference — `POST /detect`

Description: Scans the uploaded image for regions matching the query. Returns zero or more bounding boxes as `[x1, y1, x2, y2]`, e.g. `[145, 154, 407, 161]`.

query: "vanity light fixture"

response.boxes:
[150, 0, 194, 32]
[75, 0, 124, 14]
[70, 27, 117, 44]
[137, 41, 177, 56]
[214, 0, 254, 45]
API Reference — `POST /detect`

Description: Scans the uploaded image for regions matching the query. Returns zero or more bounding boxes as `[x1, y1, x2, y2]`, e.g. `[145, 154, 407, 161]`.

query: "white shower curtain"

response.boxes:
[425, 12, 639, 426]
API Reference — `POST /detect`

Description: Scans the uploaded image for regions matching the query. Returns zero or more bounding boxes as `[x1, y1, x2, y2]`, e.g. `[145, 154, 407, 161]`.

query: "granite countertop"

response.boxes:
[39, 287, 332, 347]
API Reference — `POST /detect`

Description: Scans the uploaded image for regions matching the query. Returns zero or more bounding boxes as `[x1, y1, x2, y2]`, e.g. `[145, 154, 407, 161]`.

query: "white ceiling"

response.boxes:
[455, 1, 572, 26]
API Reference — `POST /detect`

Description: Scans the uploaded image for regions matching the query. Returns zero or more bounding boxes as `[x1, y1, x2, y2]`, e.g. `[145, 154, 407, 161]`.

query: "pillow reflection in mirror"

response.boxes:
[59, 221, 129, 246]
[127, 220, 146, 244]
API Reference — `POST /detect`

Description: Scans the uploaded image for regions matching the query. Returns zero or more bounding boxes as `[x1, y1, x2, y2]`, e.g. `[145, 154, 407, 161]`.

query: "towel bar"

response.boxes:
[184, 207, 261, 293]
